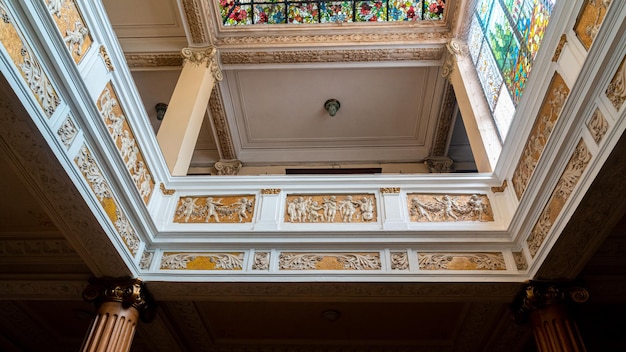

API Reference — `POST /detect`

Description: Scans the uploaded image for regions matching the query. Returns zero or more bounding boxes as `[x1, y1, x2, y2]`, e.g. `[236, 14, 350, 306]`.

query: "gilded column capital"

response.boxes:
[511, 281, 589, 324]
[83, 277, 155, 322]
[181, 46, 222, 81]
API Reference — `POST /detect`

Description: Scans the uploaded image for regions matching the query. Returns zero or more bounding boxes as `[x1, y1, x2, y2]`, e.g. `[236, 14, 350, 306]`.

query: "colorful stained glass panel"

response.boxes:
[288, 3, 319, 23]
[424, 0, 444, 20]
[475, 0, 492, 29]
[388, 0, 422, 21]
[320, 1, 353, 23]
[468, 15, 484, 65]
[476, 42, 503, 112]
[486, 1, 513, 71]
[356, 1, 386, 22]
[254, 3, 286, 23]
[224, 5, 252, 25]
[527, 1, 553, 59]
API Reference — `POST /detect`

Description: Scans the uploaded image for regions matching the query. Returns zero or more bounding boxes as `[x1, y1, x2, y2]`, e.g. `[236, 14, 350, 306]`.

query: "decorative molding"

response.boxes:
[261, 188, 281, 195]
[574, 0, 612, 51]
[97, 83, 154, 204]
[513, 73, 570, 200]
[285, 194, 376, 223]
[214, 158, 242, 175]
[587, 108, 609, 144]
[124, 53, 183, 68]
[99, 45, 114, 71]
[0, 239, 76, 256]
[551, 34, 567, 62]
[0, 280, 86, 299]
[511, 281, 589, 324]
[160, 252, 244, 270]
[430, 82, 456, 156]
[490, 179, 508, 193]
[140, 250, 154, 270]
[46, 0, 93, 64]
[180, 0, 209, 44]
[390, 252, 409, 270]
[209, 87, 236, 159]
[220, 47, 444, 65]
[174, 195, 256, 223]
[424, 156, 454, 173]
[57, 114, 78, 148]
[512, 251, 528, 271]
[181, 46, 222, 81]
[279, 252, 381, 270]
[380, 187, 400, 194]
[527, 139, 592, 258]
[83, 277, 155, 322]
[606, 55, 626, 110]
[408, 194, 493, 222]
[215, 32, 451, 47]
[252, 252, 270, 270]
[418, 252, 506, 270]
[441, 38, 468, 79]
[159, 183, 175, 195]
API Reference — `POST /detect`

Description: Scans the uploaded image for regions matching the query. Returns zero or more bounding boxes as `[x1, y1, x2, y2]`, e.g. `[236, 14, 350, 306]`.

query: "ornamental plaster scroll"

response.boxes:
[552, 34, 567, 62]
[213, 158, 242, 175]
[174, 195, 256, 223]
[390, 252, 409, 270]
[512, 73, 570, 200]
[0, 3, 61, 118]
[424, 156, 454, 173]
[279, 252, 381, 270]
[512, 251, 528, 271]
[574, 0, 612, 51]
[527, 139, 592, 257]
[140, 250, 154, 270]
[45, 0, 93, 64]
[57, 114, 77, 148]
[220, 47, 445, 65]
[407, 194, 493, 222]
[0, 239, 76, 256]
[209, 87, 237, 159]
[252, 252, 270, 270]
[124, 53, 183, 68]
[587, 108, 609, 144]
[97, 83, 154, 204]
[181, 46, 222, 81]
[160, 252, 244, 270]
[606, 55, 626, 110]
[75, 144, 141, 256]
[99, 45, 113, 71]
[285, 194, 377, 223]
[418, 252, 506, 270]
[441, 37, 468, 79]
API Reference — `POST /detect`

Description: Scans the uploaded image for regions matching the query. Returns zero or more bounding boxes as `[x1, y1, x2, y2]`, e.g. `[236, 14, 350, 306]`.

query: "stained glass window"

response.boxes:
[220, 0, 445, 25]
[470, 0, 556, 140]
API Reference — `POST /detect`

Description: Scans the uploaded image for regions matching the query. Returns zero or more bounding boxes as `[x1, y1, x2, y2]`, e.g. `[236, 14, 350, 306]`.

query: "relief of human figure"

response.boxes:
[467, 194, 485, 221]
[204, 197, 223, 223]
[410, 198, 432, 221]
[435, 195, 458, 220]
[287, 199, 297, 222]
[308, 200, 324, 222]
[139, 174, 151, 198]
[339, 195, 359, 222]
[64, 21, 89, 56]
[322, 196, 338, 222]
[176, 197, 197, 222]
[358, 197, 374, 221]
[233, 197, 252, 223]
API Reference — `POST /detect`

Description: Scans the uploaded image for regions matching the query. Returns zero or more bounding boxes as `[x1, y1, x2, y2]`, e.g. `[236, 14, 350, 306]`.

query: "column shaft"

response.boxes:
[530, 304, 586, 352]
[82, 302, 139, 352]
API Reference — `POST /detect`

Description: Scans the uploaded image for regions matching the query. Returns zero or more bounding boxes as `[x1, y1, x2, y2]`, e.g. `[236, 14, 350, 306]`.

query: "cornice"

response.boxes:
[124, 53, 183, 69]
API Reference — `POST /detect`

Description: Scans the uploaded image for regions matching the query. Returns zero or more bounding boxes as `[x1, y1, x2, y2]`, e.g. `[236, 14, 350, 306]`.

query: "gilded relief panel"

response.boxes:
[161, 252, 244, 270]
[74, 144, 140, 256]
[279, 252, 381, 270]
[285, 194, 376, 223]
[527, 139, 592, 257]
[0, 1, 60, 117]
[407, 194, 493, 222]
[606, 55, 626, 110]
[174, 195, 256, 223]
[45, 0, 93, 63]
[418, 253, 506, 270]
[513, 73, 570, 199]
[97, 83, 154, 204]
[574, 0, 612, 51]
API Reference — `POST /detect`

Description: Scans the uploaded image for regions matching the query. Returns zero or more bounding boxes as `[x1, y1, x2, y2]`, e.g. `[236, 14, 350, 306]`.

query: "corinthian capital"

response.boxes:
[181, 46, 223, 81]
[510, 281, 589, 324]
[441, 38, 469, 79]
[83, 277, 155, 322]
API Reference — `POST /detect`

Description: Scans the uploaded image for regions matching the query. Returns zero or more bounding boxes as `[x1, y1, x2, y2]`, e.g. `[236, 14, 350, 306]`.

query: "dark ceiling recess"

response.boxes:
[285, 168, 382, 175]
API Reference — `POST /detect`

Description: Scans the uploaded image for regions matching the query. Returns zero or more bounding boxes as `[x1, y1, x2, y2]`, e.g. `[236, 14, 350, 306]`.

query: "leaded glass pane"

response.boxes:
[254, 3, 286, 23]
[476, 42, 503, 112]
[288, 3, 319, 23]
[356, 1, 387, 22]
[389, 0, 422, 21]
[468, 15, 484, 65]
[502, 36, 520, 92]
[224, 4, 252, 25]
[424, 0, 444, 20]
[527, 0, 553, 59]
[320, 1, 353, 23]
[511, 49, 531, 104]
[493, 85, 515, 140]
[475, 0, 492, 29]
[486, 1, 513, 71]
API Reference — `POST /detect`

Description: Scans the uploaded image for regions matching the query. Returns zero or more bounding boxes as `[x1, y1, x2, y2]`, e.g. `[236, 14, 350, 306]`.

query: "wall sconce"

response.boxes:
[155, 103, 168, 120]
[324, 99, 340, 117]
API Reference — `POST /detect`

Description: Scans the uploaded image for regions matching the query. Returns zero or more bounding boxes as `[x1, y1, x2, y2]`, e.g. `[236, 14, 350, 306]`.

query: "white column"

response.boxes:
[156, 47, 222, 176]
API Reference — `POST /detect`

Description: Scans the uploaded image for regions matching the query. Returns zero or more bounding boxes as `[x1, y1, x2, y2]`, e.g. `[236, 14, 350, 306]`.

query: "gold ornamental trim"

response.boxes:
[262, 188, 281, 195]
[160, 183, 175, 196]
[490, 179, 508, 193]
[380, 187, 400, 194]
[99, 45, 113, 71]
[551, 34, 567, 62]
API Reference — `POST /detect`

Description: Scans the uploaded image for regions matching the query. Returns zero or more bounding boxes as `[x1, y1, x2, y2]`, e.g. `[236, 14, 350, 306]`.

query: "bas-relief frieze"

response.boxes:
[527, 139, 592, 258]
[390, 252, 409, 270]
[279, 252, 381, 270]
[285, 194, 376, 223]
[587, 108, 609, 144]
[140, 250, 154, 270]
[512, 251, 528, 271]
[606, 55, 626, 110]
[574, 0, 612, 51]
[57, 114, 77, 148]
[45, 0, 92, 64]
[252, 252, 270, 270]
[174, 195, 256, 223]
[97, 82, 154, 204]
[74, 144, 140, 256]
[161, 252, 244, 270]
[0, 2, 60, 117]
[407, 194, 493, 222]
[513, 73, 570, 200]
[418, 253, 506, 270]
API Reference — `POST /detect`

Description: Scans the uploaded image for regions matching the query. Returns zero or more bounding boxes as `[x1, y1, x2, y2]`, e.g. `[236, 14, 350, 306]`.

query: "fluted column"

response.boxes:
[511, 281, 589, 352]
[157, 46, 222, 176]
[81, 278, 154, 352]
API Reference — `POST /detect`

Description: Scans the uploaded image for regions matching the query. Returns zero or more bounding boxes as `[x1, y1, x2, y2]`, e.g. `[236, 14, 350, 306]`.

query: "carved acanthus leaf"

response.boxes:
[390, 252, 409, 270]
[252, 252, 270, 270]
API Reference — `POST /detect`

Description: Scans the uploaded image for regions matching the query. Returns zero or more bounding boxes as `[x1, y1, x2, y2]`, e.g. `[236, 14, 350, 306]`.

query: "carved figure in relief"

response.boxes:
[296, 197, 309, 222]
[308, 200, 324, 222]
[108, 113, 125, 141]
[339, 195, 359, 222]
[409, 198, 432, 221]
[203, 197, 223, 222]
[233, 197, 253, 223]
[176, 197, 198, 222]
[125, 145, 139, 171]
[139, 174, 151, 198]
[322, 196, 338, 222]
[64, 21, 89, 56]
[358, 197, 374, 221]
[99, 88, 117, 120]
[467, 195, 486, 220]
[120, 131, 134, 160]
[287, 200, 297, 222]
[47, 0, 64, 17]
[435, 195, 458, 220]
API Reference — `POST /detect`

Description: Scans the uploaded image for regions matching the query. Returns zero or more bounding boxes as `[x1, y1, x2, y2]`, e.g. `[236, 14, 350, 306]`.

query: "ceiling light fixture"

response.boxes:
[324, 99, 340, 117]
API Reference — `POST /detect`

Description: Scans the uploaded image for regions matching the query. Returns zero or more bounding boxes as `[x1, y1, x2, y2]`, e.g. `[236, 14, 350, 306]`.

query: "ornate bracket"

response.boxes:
[213, 159, 242, 175]
[441, 38, 469, 80]
[181, 46, 222, 81]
